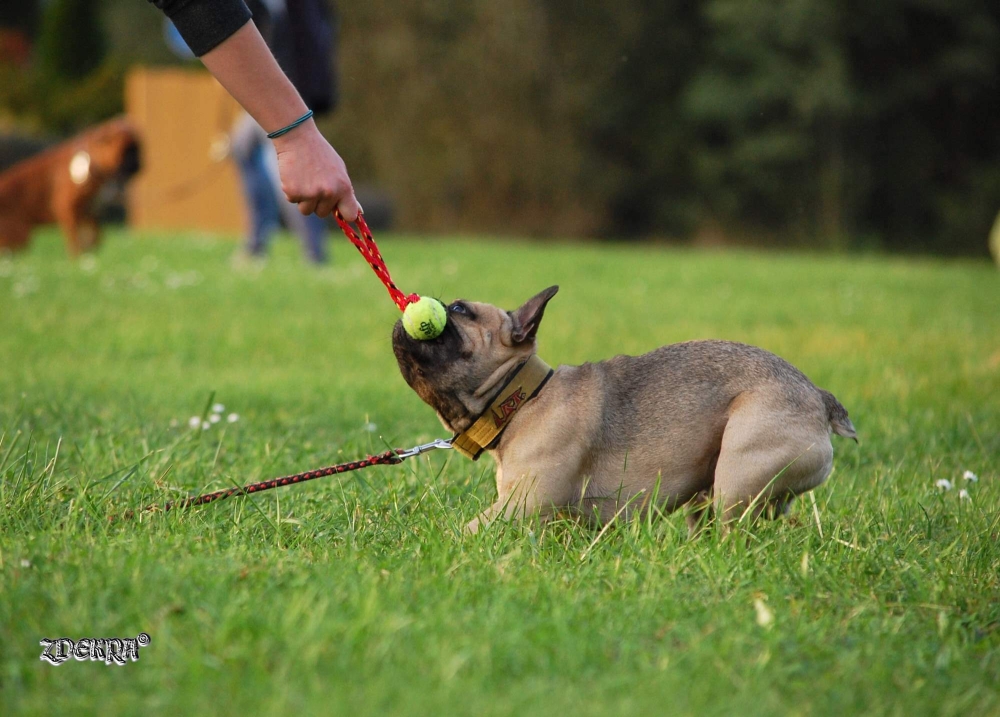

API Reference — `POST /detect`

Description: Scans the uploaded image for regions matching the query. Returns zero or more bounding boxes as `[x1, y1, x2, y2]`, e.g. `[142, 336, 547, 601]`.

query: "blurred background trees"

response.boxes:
[0, 0, 123, 134]
[1, 0, 998, 254]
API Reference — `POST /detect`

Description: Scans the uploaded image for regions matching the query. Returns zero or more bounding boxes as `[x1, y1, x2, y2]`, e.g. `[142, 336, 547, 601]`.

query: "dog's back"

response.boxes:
[559, 340, 855, 523]
[0, 151, 59, 251]
[0, 149, 59, 225]
[593, 339, 848, 439]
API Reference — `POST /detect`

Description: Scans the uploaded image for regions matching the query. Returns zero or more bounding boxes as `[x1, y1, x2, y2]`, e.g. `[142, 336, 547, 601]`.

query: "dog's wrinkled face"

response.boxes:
[393, 286, 558, 432]
[83, 118, 142, 180]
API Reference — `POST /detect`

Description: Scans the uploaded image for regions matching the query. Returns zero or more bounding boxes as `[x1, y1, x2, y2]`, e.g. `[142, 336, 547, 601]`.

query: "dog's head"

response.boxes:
[78, 117, 142, 182]
[392, 285, 558, 432]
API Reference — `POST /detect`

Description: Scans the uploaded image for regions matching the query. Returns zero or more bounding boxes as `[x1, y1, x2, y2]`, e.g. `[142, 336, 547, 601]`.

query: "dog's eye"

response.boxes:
[449, 303, 468, 315]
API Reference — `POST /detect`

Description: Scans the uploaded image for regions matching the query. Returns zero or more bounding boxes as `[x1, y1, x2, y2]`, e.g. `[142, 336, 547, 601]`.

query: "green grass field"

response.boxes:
[2, 228, 998, 715]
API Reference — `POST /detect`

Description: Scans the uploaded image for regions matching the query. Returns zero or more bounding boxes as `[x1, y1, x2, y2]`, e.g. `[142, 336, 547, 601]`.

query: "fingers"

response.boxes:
[297, 197, 319, 216]
[302, 183, 355, 219]
[314, 193, 338, 218]
[284, 176, 354, 218]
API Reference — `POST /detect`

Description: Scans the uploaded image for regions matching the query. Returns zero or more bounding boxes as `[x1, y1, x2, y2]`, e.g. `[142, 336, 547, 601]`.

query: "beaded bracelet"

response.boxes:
[266, 110, 314, 140]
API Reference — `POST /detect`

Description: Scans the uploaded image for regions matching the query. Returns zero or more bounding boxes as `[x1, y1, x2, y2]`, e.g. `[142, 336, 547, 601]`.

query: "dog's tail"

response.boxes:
[820, 389, 858, 443]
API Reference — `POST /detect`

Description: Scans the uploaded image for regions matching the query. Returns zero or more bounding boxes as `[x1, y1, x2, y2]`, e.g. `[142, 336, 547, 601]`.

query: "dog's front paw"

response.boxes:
[466, 507, 500, 534]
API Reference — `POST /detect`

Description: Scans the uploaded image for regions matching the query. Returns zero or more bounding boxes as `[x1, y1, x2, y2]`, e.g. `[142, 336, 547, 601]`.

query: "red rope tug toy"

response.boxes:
[333, 210, 418, 311]
[334, 210, 448, 340]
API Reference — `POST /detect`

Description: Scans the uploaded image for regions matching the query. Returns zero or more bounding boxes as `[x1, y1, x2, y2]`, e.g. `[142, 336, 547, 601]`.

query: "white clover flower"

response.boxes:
[209, 413, 221, 424]
[754, 598, 774, 629]
[935, 479, 953, 491]
[212, 403, 225, 414]
[188, 416, 201, 429]
[227, 413, 239, 423]
[364, 422, 377, 432]
[201, 421, 211, 430]
[20, 559, 31, 568]
[959, 489, 971, 501]
[165, 274, 184, 290]
[963, 470, 978, 483]
[12, 277, 39, 297]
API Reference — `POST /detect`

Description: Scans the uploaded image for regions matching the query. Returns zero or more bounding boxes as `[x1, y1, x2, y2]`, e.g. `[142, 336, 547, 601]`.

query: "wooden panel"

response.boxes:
[126, 67, 246, 236]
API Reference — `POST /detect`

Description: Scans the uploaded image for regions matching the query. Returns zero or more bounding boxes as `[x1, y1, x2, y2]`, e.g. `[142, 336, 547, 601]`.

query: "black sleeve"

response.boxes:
[148, 0, 253, 57]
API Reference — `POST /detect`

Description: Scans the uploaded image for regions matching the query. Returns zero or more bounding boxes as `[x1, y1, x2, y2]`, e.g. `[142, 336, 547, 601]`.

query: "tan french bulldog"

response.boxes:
[392, 286, 856, 534]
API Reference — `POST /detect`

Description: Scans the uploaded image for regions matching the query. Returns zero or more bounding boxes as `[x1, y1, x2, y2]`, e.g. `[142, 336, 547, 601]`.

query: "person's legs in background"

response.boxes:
[237, 141, 282, 257]
[296, 213, 329, 265]
[230, 112, 281, 259]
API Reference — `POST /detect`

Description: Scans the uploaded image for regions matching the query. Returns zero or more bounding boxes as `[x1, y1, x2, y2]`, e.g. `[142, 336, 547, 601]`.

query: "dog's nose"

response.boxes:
[119, 142, 141, 176]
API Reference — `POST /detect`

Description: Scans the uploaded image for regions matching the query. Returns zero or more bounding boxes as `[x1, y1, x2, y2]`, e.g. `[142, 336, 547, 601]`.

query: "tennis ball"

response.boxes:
[402, 296, 447, 340]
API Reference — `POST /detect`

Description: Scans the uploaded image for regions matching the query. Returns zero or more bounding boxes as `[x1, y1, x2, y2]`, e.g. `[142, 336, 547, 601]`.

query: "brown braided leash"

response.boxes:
[119, 438, 452, 519]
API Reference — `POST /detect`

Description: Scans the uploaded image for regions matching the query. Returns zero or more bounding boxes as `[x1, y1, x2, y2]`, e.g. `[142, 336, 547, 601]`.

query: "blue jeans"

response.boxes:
[238, 142, 281, 257]
[237, 142, 328, 263]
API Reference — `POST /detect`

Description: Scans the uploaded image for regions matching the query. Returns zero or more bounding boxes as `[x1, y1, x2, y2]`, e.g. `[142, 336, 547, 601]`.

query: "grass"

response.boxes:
[1, 228, 998, 715]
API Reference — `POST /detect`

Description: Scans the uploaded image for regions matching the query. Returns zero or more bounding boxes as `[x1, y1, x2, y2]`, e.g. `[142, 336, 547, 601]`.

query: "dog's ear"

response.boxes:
[511, 285, 559, 344]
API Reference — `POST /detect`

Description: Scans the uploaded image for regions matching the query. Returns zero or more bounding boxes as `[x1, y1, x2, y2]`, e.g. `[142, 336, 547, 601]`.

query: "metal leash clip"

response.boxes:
[394, 438, 454, 460]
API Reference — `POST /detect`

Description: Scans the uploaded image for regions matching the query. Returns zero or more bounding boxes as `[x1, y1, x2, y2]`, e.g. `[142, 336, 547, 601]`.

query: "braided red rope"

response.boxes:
[116, 449, 404, 520]
[159, 449, 403, 511]
[334, 210, 419, 311]
[115, 438, 453, 520]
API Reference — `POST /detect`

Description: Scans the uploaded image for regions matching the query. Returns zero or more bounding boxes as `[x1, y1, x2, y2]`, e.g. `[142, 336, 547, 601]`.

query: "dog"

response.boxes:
[392, 286, 857, 534]
[0, 117, 140, 256]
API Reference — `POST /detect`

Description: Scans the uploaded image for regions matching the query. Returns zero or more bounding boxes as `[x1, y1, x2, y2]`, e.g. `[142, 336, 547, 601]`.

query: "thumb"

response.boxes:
[337, 192, 362, 223]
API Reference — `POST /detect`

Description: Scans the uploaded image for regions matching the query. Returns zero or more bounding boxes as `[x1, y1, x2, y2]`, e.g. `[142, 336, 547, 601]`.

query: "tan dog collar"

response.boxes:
[452, 355, 553, 460]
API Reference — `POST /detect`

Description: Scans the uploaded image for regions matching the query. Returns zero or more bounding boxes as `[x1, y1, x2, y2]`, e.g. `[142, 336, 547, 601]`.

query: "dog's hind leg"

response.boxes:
[712, 390, 833, 530]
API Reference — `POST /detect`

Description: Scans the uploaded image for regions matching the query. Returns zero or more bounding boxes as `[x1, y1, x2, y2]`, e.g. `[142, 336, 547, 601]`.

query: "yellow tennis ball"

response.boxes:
[402, 296, 447, 340]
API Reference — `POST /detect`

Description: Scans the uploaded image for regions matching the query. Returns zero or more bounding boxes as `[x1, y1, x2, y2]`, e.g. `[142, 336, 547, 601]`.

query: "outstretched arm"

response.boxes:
[148, 0, 359, 220]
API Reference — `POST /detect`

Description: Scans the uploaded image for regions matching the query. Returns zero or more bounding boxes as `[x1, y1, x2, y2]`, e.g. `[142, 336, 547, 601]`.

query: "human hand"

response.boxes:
[272, 121, 360, 221]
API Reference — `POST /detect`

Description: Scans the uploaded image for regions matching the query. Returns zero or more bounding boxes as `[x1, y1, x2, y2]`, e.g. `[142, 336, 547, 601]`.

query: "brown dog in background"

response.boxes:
[393, 286, 857, 534]
[0, 117, 140, 256]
